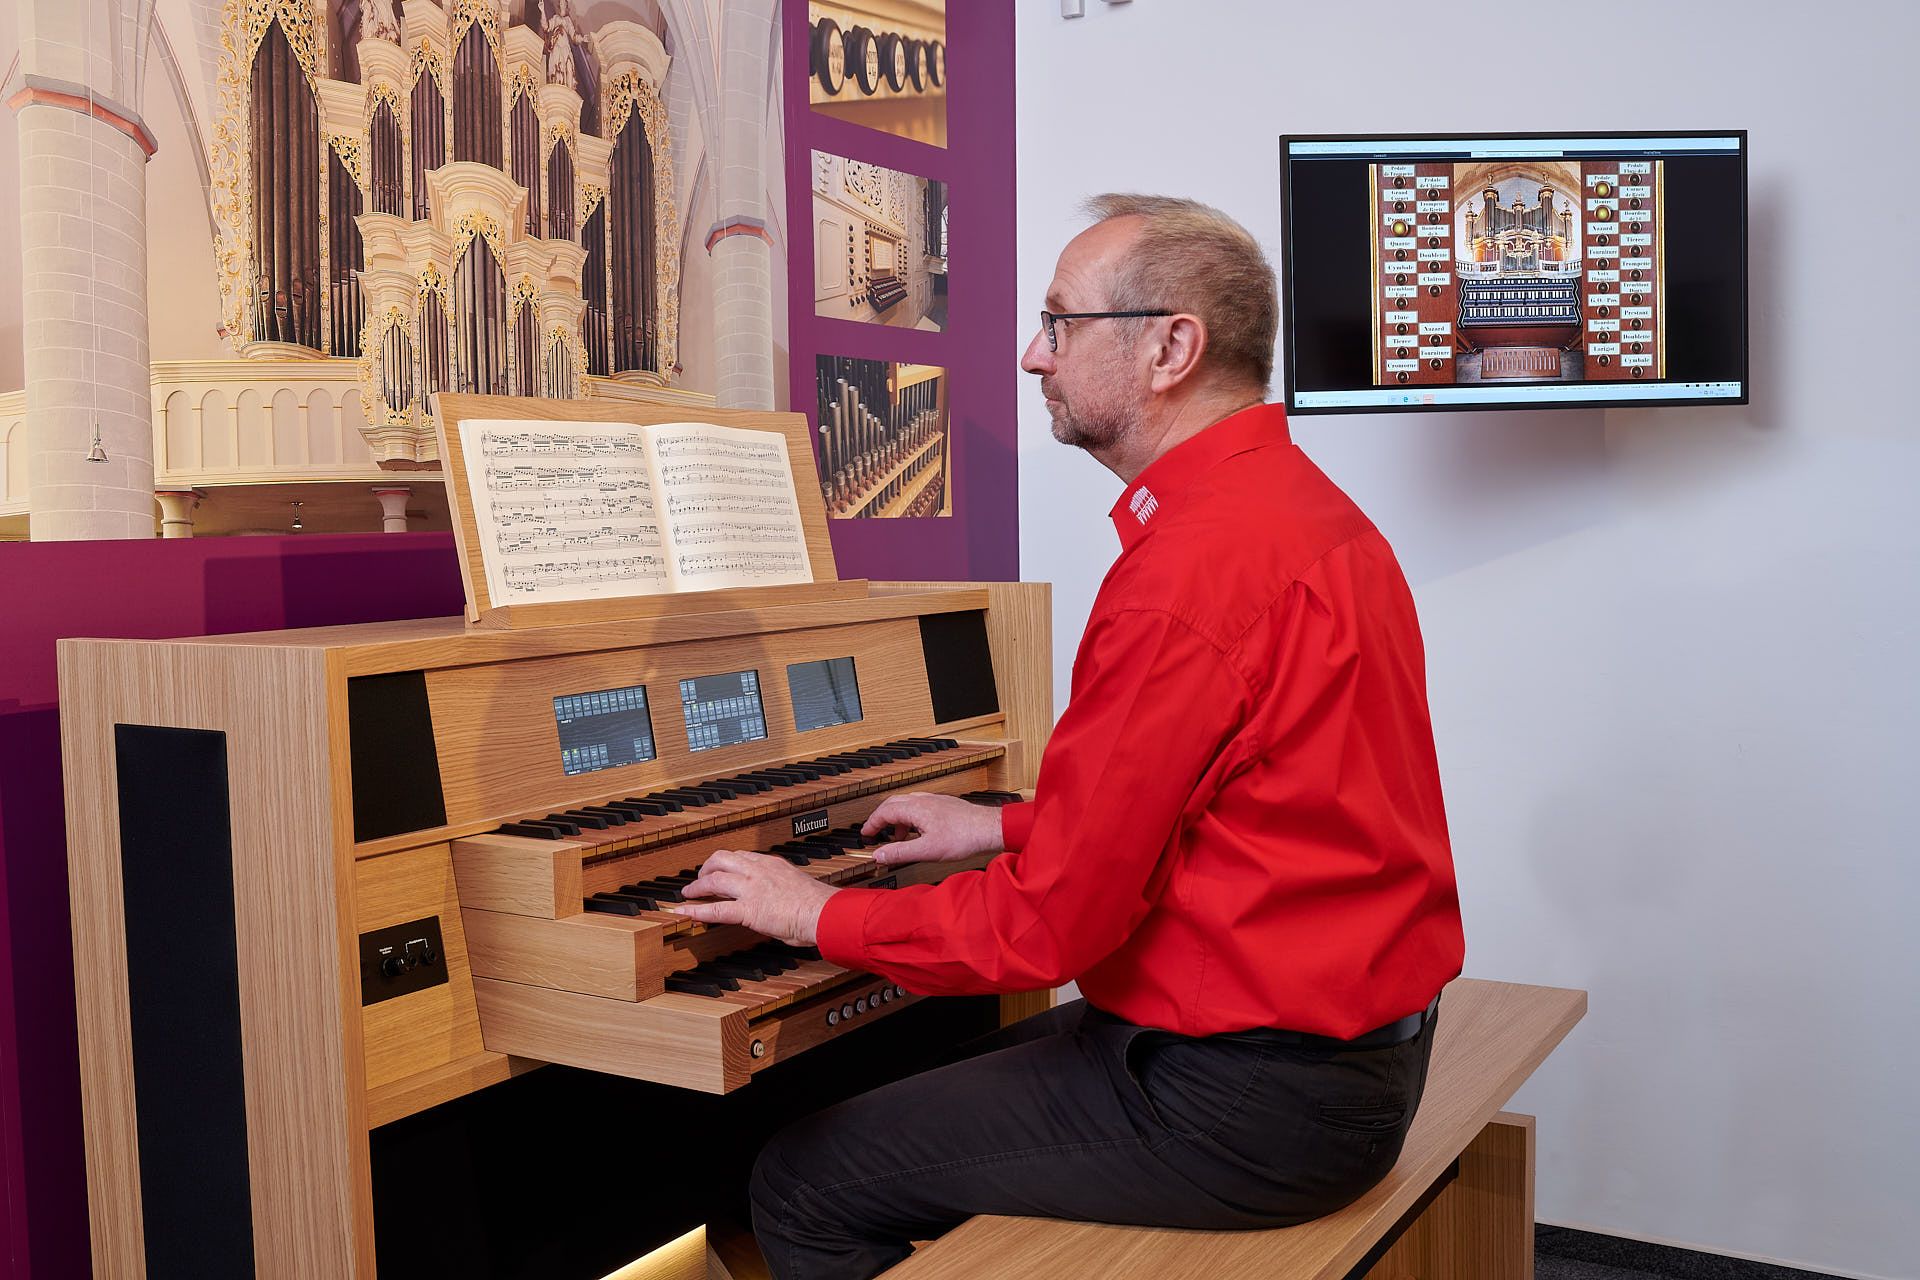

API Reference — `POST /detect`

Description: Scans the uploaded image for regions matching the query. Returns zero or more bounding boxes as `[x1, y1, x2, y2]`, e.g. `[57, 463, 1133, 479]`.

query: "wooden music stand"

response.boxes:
[434, 393, 865, 629]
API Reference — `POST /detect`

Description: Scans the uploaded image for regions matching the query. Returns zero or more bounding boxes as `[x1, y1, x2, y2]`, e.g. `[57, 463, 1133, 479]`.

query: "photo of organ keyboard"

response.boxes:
[451, 735, 1025, 1093]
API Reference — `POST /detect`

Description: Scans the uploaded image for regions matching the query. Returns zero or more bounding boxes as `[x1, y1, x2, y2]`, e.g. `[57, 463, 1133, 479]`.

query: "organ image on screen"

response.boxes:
[1371, 159, 1665, 387]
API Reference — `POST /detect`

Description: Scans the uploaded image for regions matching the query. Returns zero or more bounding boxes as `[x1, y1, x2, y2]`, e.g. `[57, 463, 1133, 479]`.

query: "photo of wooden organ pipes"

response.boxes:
[1371, 160, 1664, 385]
[808, 1, 948, 147]
[815, 357, 950, 518]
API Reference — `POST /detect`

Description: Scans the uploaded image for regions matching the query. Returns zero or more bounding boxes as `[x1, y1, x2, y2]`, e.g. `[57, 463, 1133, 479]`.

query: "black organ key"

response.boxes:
[499, 821, 564, 839]
[550, 812, 607, 831]
[801, 758, 851, 775]
[695, 779, 754, 798]
[744, 945, 802, 972]
[626, 882, 687, 902]
[664, 974, 730, 997]
[701, 960, 771, 982]
[604, 799, 669, 818]
[533, 816, 582, 836]
[618, 796, 678, 814]
[653, 789, 715, 807]
[586, 894, 645, 915]
[575, 806, 633, 826]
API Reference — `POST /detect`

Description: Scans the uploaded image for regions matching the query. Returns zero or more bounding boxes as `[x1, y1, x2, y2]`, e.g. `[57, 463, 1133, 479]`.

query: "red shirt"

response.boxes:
[817, 403, 1464, 1037]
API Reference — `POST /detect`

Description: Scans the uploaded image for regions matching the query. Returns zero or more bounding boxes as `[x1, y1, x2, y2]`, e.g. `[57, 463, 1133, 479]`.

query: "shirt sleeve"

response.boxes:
[816, 606, 1251, 994]
[998, 801, 1036, 851]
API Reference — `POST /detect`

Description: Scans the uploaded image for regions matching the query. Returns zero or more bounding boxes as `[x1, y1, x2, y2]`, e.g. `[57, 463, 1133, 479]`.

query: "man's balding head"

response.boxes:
[1079, 194, 1278, 392]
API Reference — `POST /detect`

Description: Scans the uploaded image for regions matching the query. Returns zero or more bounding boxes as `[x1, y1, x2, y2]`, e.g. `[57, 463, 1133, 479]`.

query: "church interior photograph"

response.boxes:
[0, 1, 1911, 1278]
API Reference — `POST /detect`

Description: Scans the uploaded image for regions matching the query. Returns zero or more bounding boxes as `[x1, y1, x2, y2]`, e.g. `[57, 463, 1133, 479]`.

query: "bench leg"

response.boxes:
[1363, 1111, 1535, 1280]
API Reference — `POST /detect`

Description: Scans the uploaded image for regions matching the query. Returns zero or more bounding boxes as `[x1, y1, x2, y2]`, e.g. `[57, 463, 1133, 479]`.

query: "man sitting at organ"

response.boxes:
[673, 195, 1466, 1280]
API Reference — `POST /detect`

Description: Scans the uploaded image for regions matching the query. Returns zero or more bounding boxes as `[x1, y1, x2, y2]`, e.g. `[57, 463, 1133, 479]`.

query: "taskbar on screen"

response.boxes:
[1293, 381, 1743, 410]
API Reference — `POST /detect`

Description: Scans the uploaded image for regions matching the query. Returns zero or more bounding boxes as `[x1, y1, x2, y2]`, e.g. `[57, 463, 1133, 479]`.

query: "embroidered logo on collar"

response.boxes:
[1128, 486, 1160, 525]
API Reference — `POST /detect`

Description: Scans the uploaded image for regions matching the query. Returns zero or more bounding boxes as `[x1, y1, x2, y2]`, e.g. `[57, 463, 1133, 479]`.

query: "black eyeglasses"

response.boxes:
[1039, 309, 1174, 352]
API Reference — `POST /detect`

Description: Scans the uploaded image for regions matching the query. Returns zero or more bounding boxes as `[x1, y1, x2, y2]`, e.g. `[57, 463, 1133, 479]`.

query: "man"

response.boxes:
[675, 195, 1465, 1280]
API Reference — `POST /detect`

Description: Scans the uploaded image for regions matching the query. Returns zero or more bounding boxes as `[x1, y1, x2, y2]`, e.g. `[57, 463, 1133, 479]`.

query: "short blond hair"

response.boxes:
[1081, 193, 1277, 391]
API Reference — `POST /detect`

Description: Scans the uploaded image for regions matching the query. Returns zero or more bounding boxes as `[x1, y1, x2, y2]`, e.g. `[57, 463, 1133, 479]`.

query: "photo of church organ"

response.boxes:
[807, 1, 947, 147]
[1371, 160, 1665, 387]
[814, 151, 949, 331]
[815, 355, 950, 518]
[0, 0, 797, 540]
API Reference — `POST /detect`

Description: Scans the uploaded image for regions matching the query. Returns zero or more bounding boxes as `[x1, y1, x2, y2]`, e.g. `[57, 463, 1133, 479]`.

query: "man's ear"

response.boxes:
[1149, 314, 1208, 394]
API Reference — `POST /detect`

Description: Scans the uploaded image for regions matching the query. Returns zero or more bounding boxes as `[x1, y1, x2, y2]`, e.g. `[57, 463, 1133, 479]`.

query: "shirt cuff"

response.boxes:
[999, 800, 1036, 851]
[816, 885, 880, 970]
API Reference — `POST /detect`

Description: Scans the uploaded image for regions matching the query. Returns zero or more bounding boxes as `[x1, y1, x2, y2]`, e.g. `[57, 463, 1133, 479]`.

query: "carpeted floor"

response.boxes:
[1537, 1227, 1846, 1279]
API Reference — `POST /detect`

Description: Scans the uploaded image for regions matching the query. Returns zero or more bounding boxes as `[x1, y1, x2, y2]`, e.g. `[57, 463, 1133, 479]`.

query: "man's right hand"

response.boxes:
[862, 791, 1008, 867]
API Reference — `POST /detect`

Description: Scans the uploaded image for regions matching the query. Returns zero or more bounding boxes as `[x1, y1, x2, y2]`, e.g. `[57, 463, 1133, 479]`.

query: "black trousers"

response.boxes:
[750, 998, 1439, 1280]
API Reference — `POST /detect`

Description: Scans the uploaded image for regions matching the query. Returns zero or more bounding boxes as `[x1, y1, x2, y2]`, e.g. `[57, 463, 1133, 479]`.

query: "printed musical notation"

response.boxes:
[677, 551, 809, 578]
[457, 417, 814, 610]
[462, 421, 671, 604]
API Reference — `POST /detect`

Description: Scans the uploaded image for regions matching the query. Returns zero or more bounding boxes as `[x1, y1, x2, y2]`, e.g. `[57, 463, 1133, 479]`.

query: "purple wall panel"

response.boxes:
[782, 3, 1019, 581]
[0, 534, 465, 1278]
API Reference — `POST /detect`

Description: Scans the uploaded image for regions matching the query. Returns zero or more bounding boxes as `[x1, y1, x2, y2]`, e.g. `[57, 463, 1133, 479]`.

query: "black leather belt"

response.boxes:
[1232, 993, 1440, 1052]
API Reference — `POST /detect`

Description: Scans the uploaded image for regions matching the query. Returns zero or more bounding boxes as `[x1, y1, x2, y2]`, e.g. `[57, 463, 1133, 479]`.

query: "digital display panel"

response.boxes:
[553, 684, 657, 776]
[1281, 132, 1747, 413]
[788, 657, 863, 733]
[679, 669, 769, 753]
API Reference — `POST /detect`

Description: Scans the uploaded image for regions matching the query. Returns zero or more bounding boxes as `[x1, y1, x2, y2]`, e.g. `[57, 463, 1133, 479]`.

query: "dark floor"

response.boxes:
[1537, 1227, 1847, 1280]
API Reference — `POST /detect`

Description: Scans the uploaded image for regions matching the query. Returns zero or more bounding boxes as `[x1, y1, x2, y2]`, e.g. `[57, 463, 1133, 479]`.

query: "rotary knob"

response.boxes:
[1429, 285, 1442, 296]
[1632, 368, 1644, 378]
[1598, 306, 1610, 316]
[1396, 372, 1410, 383]
[1395, 273, 1407, 285]
[1598, 355, 1611, 366]
[1430, 358, 1442, 370]
[1396, 322, 1408, 335]
[380, 953, 410, 979]
[1394, 249, 1406, 261]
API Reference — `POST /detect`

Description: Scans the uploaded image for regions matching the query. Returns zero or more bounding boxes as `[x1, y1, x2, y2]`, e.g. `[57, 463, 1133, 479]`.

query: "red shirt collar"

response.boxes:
[1107, 402, 1292, 550]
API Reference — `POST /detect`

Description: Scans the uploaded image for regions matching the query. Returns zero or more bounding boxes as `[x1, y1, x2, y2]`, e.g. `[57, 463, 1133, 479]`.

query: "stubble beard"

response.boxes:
[1044, 380, 1139, 453]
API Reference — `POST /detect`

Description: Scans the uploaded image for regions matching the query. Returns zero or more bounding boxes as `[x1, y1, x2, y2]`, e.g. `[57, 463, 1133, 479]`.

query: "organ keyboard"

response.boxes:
[61, 576, 1051, 1276]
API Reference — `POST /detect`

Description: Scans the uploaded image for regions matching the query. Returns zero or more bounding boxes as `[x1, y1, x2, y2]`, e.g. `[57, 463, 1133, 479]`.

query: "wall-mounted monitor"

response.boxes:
[1280, 131, 1747, 413]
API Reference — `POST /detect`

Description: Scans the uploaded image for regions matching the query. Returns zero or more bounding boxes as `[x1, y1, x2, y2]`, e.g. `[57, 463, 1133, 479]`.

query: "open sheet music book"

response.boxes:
[458, 418, 816, 607]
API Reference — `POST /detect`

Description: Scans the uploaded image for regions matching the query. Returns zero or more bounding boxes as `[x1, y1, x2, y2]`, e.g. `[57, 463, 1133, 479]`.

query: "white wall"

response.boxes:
[1015, 4, 1918, 1279]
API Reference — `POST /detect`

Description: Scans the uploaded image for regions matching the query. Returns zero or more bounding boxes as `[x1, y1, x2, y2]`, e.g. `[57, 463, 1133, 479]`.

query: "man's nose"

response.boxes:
[1020, 330, 1053, 375]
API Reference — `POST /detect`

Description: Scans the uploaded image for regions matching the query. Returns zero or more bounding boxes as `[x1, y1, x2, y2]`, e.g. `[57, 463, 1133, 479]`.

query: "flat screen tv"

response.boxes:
[1279, 130, 1747, 413]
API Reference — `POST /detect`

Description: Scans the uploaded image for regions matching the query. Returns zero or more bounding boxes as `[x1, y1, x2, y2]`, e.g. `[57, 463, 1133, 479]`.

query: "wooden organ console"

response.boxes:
[61, 422, 1046, 1273]
[816, 357, 949, 519]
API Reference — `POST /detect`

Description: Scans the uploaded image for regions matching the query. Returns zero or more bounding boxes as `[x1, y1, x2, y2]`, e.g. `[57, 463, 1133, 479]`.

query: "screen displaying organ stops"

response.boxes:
[788, 657, 864, 733]
[679, 670, 770, 753]
[553, 684, 658, 776]
[1373, 158, 1666, 387]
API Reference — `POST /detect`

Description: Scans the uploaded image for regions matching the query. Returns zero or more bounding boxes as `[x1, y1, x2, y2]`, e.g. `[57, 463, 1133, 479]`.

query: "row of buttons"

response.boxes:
[826, 984, 907, 1027]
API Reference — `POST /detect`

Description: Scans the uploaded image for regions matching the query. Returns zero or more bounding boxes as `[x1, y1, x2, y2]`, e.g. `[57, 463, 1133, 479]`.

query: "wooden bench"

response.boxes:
[877, 978, 1587, 1280]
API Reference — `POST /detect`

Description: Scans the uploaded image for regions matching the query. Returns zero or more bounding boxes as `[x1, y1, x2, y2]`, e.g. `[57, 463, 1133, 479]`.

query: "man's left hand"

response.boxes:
[672, 850, 838, 946]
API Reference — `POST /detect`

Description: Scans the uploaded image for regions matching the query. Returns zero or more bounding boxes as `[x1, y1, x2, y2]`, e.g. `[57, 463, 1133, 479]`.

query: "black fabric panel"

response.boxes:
[348, 671, 446, 841]
[113, 725, 255, 1279]
[919, 611, 1000, 724]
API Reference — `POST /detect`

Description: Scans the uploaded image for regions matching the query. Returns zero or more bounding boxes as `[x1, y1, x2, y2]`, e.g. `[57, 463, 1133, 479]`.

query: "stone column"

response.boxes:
[372, 486, 412, 533]
[155, 489, 200, 538]
[707, 2, 778, 411]
[10, 0, 160, 539]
